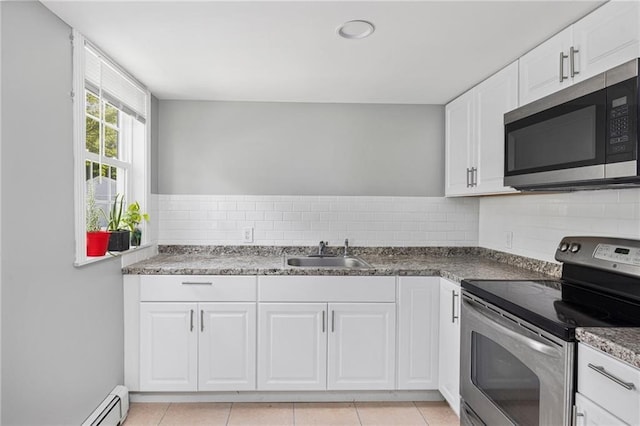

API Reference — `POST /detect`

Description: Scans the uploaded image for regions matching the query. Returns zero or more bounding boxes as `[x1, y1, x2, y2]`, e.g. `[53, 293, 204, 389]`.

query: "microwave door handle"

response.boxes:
[463, 297, 558, 356]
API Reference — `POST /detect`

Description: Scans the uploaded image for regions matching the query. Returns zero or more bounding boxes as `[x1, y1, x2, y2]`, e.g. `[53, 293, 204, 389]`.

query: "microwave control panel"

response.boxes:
[606, 77, 636, 159]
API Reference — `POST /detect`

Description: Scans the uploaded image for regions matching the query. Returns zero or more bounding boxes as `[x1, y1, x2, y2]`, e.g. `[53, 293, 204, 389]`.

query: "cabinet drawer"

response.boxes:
[140, 275, 256, 301]
[578, 343, 640, 425]
[258, 276, 396, 302]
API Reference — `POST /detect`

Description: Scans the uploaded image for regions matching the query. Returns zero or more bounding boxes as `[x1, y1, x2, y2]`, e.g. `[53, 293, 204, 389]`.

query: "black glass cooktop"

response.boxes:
[461, 279, 639, 341]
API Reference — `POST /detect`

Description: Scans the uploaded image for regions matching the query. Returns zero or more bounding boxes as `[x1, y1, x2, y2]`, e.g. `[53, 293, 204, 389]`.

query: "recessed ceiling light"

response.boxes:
[337, 20, 375, 40]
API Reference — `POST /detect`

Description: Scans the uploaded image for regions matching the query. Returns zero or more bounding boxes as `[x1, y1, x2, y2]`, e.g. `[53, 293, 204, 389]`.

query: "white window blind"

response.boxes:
[84, 44, 147, 122]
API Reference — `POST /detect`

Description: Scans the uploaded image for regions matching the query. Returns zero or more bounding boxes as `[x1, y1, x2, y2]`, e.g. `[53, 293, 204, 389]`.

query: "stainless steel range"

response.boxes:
[460, 236, 640, 426]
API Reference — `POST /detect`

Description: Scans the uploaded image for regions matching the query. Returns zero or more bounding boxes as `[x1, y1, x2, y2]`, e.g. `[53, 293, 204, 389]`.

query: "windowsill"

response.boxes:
[74, 242, 153, 268]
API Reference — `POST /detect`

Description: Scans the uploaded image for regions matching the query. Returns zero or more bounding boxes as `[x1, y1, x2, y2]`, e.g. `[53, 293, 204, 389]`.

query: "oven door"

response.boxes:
[460, 293, 574, 426]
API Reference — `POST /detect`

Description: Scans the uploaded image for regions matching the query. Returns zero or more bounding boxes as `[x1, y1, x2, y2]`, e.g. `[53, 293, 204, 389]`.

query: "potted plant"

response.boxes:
[106, 194, 130, 252]
[86, 182, 110, 256]
[121, 201, 150, 246]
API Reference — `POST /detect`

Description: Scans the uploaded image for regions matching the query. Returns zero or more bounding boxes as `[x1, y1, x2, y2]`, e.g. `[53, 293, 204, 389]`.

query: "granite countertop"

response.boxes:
[122, 246, 558, 283]
[576, 328, 640, 369]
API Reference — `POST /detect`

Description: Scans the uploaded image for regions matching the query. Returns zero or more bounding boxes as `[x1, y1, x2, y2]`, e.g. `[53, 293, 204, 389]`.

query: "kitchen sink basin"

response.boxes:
[286, 256, 371, 268]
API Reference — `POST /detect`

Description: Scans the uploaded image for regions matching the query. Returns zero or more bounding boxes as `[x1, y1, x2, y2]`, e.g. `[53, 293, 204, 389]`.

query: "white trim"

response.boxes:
[130, 390, 443, 403]
[72, 29, 87, 265]
[0, 3, 4, 419]
[74, 243, 154, 268]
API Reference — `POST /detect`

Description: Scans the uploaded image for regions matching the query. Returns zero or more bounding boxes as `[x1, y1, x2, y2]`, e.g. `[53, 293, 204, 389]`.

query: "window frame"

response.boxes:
[72, 30, 151, 266]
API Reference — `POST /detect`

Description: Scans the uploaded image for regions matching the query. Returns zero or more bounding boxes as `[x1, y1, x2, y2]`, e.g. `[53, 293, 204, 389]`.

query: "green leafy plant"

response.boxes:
[121, 201, 150, 232]
[86, 181, 102, 232]
[106, 193, 125, 231]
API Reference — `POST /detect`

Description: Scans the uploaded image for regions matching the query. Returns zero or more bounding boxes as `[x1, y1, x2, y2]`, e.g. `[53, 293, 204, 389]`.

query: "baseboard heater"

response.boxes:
[82, 385, 129, 426]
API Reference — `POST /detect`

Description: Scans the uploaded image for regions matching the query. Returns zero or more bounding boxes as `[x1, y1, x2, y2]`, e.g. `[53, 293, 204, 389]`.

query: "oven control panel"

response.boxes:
[594, 244, 640, 266]
[556, 236, 640, 277]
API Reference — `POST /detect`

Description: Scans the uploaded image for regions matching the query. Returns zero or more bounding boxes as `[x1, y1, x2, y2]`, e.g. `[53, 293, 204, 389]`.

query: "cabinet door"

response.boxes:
[438, 279, 461, 415]
[575, 393, 627, 426]
[573, 0, 640, 83]
[519, 27, 573, 105]
[445, 90, 474, 196]
[257, 303, 327, 390]
[327, 303, 396, 390]
[140, 302, 198, 391]
[397, 277, 439, 390]
[475, 61, 519, 195]
[198, 303, 256, 391]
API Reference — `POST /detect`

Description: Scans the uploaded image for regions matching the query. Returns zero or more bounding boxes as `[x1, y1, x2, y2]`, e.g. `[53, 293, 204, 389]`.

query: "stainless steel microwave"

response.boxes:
[504, 58, 640, 191]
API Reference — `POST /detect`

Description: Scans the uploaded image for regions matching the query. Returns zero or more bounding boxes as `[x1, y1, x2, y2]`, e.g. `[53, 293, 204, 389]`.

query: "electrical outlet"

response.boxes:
[242, 227, 254, 243]
[505, 231, 513, 249]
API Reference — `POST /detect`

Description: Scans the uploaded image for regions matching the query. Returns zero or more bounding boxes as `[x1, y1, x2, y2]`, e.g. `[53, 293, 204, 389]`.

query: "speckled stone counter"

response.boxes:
[576, 328, 640, 369]
[122, 246, 559, 283]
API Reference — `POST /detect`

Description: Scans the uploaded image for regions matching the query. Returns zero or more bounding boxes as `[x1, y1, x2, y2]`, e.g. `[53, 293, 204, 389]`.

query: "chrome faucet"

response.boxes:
[343, 238, 349, 257]
[318, 241, 328, 256]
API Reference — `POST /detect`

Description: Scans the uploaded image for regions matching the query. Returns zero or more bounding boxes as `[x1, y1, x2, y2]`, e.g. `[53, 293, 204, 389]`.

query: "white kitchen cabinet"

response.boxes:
[438, 278, 461, 415]
[445, 90, 475, 196]
[257, 303, 327, 391]
[133, 275, 258, 392]
[518, 27, 573, 105]
[257, 302, 396, 391]
[397, 277, 439, 390]
[574, 393, 627, 426]
[328, 303, 396, 390]
[140, 301, 257, 392]
[199, 303, 256, 391]
[140, 303, 199, 391]
[520, 1, 640, 105]
[257, 276, 396, 391]
[445, 61, 518, 197]
[577, 343, 640, 425]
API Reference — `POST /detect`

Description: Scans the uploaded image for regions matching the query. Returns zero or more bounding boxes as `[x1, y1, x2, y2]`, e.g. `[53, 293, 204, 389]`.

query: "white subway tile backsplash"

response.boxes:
[479, 189, 640, 263]
[158, 194, 479, 246]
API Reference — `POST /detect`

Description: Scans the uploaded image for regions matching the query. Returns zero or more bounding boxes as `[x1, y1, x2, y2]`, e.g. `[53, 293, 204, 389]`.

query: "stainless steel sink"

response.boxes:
[286, 256, 371, 268]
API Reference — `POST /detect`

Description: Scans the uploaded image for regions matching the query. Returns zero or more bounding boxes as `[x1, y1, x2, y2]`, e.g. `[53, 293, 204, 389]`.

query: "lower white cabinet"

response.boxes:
[140, 301, 256, 391]
[576, 343, 640, 425]
[257, 302, 396, 391]
[438, 278, 461, 415]
[397, 277, 440, 390]
[257, 303, 327, 390]
[575, 393, 627, 426]
[140, 303, 198, 391]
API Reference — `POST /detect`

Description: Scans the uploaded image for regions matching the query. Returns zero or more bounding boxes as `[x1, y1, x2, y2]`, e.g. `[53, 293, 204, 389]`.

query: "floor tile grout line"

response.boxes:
[413, 401, 430, 426]
[292, 401, 296, 426]
[225, 402, 233, 426]
[156, 402, 171, 426]
[354, 401, 363, 426]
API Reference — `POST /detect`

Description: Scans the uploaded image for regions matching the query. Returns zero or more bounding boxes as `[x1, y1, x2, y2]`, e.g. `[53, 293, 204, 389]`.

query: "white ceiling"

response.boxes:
[42, 0, 606, 104]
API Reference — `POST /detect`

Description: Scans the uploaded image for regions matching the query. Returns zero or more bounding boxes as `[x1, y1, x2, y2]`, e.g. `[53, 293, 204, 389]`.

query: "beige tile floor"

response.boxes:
[123, 401, 459, 426]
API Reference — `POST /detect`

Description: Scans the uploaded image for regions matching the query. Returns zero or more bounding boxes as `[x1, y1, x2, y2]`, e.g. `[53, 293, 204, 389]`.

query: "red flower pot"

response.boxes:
[86, 231, 111, 256]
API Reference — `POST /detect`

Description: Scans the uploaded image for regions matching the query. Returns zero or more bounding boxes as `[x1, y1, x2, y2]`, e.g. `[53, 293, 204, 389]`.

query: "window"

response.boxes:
[73, 31, 150, 265]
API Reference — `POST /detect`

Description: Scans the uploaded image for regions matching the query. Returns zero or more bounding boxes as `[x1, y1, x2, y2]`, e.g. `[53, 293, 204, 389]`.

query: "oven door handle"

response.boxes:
[463, 297, 558, 357]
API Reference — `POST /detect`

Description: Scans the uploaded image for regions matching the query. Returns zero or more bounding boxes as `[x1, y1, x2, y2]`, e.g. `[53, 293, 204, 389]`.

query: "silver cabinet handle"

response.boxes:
[572, 405, 584, 426]
[331, 310, 335, 333]
[452, 290, 459, 323]
[190, 309, 194, 332]
[200, 310, 204, 332]
[471, 167, 477, 187]
[559, 51, 569, 82]
[182, 281, 213, 286]
[322, 310, 326, 333]
[570, 46, 579, 78]
[466, 168, 471, 188]
[588, 363, 636, 390]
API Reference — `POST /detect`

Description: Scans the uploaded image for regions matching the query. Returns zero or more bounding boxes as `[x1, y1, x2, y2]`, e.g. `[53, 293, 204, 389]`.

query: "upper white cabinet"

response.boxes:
[445, 61, 519, 197]
[520, 1, 640, 105]
[397, 277, 440, 390]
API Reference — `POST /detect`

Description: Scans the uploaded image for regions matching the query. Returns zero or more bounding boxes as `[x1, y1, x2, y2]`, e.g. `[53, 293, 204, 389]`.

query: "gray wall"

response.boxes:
[151, 95, 160, 194]
[158, 101, 444, 196]
[1, 3, 125, 424]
